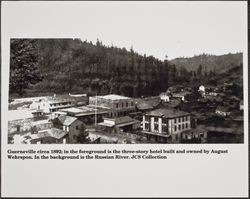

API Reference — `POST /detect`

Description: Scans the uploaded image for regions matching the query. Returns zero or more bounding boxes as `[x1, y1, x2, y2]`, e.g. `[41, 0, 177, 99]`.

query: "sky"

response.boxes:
[3, 1, 247, 60]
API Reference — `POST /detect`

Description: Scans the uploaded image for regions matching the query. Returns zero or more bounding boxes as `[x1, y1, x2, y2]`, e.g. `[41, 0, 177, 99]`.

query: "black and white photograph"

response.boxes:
[7, 0, 246, 145]
[8, 38, 244, 144]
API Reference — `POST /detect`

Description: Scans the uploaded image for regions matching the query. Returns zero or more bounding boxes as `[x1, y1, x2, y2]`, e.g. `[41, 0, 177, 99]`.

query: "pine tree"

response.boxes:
[9, 39, 43, 96]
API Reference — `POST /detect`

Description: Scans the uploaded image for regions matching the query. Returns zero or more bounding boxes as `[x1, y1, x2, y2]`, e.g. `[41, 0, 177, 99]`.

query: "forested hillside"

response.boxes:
[170, 53, 243, 75]
[9, 39, 243, 98]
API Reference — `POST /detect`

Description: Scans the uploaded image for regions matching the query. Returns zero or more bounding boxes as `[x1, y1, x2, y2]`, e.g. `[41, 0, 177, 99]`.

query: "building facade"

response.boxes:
[29, 94, 88, 114]
[142, 108, 191, 142]
[53, 106, 109, 125]
[89, 94, 135, 118]
[30, 99, 73, 113]
[159, 92, 170, 102]
[98, 116, 140, 133]
[52, 115, 85, 143]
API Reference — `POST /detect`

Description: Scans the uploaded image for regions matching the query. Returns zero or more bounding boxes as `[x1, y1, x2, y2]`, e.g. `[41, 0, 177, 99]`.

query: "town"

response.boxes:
[8, 82, 244, 144]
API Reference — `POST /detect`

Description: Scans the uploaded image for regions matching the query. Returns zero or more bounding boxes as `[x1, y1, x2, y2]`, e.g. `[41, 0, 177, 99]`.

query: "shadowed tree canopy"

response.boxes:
[9, 39, 43, 96]
[9, 39, 243, 98]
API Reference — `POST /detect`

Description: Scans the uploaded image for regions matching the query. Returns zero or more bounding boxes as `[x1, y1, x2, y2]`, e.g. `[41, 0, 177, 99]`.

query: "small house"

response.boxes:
[172, 91, 192, 101]
[159, 92, 170, 102]
[28, 128, 68, 144]
[198, 85, 206, 97]
[215, 106, 231, 116]
[98, 116, 140, 133]
[52, 115, 85, 143]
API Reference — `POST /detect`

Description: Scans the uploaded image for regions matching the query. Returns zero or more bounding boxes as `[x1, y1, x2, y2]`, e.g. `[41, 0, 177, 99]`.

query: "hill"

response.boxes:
[170, 53, 243, 75]
[10, 39, 173, 98]
[9, 39, 243, 98]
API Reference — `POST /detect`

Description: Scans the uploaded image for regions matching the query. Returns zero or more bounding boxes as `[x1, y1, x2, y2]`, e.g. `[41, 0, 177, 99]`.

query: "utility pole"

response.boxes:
[94, 93, 97, 128]
[68, 64, 71, 93]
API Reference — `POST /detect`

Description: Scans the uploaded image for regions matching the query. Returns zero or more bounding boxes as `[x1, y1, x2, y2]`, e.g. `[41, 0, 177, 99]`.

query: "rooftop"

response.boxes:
[8, 110, 33, 121]
[47, 128, 68, 139]
[205, 126, 243, 134]
[29, 128, 68, 140]
[87, 104, 111, 110]
[61, 106, 109, 116]
[173, 91, 192, 96]
[61, 107, 87, 114]
[136, 101, 154, 110]
[99, 116, 140, 127]
[31, 119, 51, 126]
[97, 94, 130, 100]
[57, 115, 78, 126]
[28, 131, 51, 140]
[34, 94, 87, 104]
[216, 106, 230, 112]
[166, 99, 182, 108]
[146, 108, 190, 118]
[135, 97, 161, 111]
[114, 116, 140, 125]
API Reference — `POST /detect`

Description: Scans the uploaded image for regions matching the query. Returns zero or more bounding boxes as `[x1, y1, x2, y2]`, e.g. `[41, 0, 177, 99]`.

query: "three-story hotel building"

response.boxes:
[142, 108, 191, 142]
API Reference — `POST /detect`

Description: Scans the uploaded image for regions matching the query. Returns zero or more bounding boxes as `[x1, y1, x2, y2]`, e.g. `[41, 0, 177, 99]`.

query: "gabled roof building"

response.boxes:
[142, 108, 191, 143]
[52, 115, 85, 143]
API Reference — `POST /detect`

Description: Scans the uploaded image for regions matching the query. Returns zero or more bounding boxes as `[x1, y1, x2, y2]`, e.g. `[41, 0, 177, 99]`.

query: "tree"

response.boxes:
[76, 125, 90, 143]
[30, 126, 38, 134]
[9, 39, 43, 96]
[197, 64, 203, 77]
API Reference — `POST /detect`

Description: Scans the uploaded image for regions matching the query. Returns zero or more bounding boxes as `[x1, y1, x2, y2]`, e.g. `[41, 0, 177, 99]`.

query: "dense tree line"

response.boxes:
[9, 39, 243, 97]
[9, 39, 43, 96]
[170, 52, 243, 75]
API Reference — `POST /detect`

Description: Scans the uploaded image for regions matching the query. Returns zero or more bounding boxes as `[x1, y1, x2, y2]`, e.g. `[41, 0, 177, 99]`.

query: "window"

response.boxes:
[182, 124, 185, 129]
[76, 125, 79, 130]
[126, 102, 128, 107]
[179, 125, 181, 130]
[162, 125, 168, 133]
[131, 102, 134, 106]
[163, 118, 168, 124]
[145, 123, 149, 130]
[145, 116, 150, 121]
[174, 126, 177, 131]
[154, 124, 158, 131]
[154, 117, 158, 123]
[186, 123, 188, 128]
[116, 104, 118, 108]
